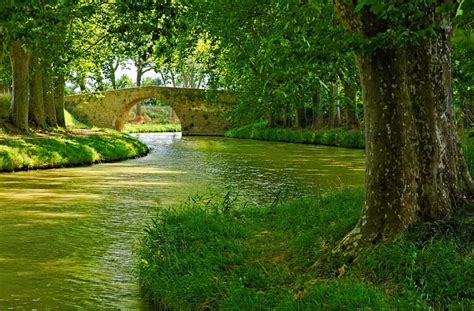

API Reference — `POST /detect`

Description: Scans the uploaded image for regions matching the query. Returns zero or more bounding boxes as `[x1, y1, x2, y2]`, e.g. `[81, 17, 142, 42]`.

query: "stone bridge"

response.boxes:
[64, 86, 237, 136]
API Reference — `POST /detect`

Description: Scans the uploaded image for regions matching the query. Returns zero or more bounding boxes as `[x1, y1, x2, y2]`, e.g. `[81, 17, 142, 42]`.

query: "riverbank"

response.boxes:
[139, 136, 474, 310]
[139, 188, 472, 310]
[225, 121, 365, 149]
[0, 129, 149, 172]
[124, 123, 181, 133]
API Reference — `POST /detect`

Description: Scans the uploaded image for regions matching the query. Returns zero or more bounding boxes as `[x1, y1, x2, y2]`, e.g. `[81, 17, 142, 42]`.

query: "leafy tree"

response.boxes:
[332, 0, 473, 256]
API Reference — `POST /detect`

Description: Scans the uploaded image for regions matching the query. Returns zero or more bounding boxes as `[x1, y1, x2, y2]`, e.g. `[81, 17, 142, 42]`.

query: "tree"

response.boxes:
[332, 0, 473, 256]
[10, 41, 30, 131]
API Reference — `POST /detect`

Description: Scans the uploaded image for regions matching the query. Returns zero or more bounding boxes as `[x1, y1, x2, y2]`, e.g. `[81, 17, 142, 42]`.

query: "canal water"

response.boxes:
[0, 133, 364, 309]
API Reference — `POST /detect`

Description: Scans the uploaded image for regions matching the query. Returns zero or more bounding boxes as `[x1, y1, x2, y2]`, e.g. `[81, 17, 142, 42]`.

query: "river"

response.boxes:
[0, 132, 365, 309]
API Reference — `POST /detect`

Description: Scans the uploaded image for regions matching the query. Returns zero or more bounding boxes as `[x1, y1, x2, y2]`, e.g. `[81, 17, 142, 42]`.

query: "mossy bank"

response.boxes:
[0, 129, 149, 172]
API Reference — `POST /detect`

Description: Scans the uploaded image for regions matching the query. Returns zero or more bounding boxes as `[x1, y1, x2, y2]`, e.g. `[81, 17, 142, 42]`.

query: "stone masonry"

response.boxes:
[65, 86, 236, 136]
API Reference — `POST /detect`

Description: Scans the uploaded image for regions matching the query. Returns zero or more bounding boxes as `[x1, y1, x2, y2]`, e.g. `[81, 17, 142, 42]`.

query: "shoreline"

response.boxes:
[0, 129, 149, 173]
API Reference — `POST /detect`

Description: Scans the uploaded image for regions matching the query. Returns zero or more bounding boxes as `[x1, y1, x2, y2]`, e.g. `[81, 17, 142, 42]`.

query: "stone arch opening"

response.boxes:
[117, 96, 182, 131]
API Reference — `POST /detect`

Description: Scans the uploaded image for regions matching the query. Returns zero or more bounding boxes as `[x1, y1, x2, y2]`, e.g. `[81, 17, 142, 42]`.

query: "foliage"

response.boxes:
[225, 121, 365, 149]
[124, 123, 181, 133]
[463, 134, 474, 176]
[139, 187, 473, 309]
[0, 93, 10, 120]
[175, 0, 358, 127]
[0, 129, 148, 172]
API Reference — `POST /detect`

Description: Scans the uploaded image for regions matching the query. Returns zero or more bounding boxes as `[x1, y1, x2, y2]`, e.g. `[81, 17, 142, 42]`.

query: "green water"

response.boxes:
[0, 133, 365, 309]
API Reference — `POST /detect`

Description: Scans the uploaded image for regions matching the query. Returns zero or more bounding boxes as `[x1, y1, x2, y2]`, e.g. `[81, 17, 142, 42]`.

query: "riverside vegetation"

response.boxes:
[139, 136, 474, 310]
[0, 94, 149, 172]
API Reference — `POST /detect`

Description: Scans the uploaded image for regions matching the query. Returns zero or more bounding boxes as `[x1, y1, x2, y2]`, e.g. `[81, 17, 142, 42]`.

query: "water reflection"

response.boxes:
[0, 132, 365, 309]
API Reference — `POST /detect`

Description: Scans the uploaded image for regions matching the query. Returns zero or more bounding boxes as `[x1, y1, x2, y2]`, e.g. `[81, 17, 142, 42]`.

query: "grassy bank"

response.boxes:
[139, 189, 473, 310]
[139, 137, 474, 310]
[0, 129, 149, 172]
[124, 123, 181, 133]
[225, 121, 365, 149]
[226, 122, 474, 155]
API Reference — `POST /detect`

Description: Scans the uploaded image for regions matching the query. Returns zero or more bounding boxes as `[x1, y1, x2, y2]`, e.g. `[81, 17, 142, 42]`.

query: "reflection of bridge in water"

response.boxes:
[65, 86, 237, 136]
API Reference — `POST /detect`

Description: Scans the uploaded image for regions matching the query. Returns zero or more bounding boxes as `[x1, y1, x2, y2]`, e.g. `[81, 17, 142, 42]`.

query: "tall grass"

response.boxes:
[139, 188, 473, 310]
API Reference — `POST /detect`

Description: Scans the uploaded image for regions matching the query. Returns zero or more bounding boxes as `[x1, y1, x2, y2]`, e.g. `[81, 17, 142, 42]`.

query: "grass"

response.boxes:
[139, 189, 473, 310]
[0, 129, 149, 172]
[124, 122, 181, 133]
[139, 137, 474, 310]
[225, 121, 365, 149]
[0, 94, 149, 171]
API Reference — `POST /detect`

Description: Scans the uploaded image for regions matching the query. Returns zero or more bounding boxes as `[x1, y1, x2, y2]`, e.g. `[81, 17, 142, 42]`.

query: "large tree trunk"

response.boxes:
[10, 41, 30, 131]
[43, 68, 57, 127]
[29, 53, 46, 128]
[54, 74, 66, 128]
[333, 2, 473, 257]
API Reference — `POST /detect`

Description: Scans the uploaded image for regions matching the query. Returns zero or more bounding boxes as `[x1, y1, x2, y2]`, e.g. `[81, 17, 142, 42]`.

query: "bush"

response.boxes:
[225, 122, 365, 149]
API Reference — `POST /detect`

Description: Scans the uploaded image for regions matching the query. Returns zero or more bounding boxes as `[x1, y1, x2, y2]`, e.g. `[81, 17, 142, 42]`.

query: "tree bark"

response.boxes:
[295, 105, 306, 129]
[43, 68, 57, 127]
[312, 89, 323, 129]
[10, 41, 30, 131]
[342, 79, 358, 128]
[333, 1, 473, 257]
[54, 73, 66, 127]
[29, 53, 46, 128]
[328, 83, 339, 128]
[136, 63, 143, 117]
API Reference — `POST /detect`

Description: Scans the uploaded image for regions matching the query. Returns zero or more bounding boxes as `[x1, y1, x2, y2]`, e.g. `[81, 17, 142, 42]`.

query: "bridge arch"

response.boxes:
[117, 95, 181, 130]
[65, 86, 236, 136]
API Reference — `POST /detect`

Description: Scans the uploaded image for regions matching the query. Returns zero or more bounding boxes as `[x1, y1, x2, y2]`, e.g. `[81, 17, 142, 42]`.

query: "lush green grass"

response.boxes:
[0, 129, 149, 172]
[226, 121, 365, 149]
[124, 122, 181, 133]
[65, 110, 89, 129]
[139, 188, 473, 310]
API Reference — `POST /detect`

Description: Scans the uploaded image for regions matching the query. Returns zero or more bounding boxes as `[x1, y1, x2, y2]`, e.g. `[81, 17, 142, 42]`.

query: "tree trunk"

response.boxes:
[10, 41, 30, 131]
[43, 68, 57, 127]
[136, 64, 143, 117]
[54, 74, 66, 127]
[29, 53, 46, 128]
[328, 83, 338, 128]
[295, 105, 306, 129]
[312, 89, 323, 129]
[343, 79, 358, 128]
[333, 1, 473, 257]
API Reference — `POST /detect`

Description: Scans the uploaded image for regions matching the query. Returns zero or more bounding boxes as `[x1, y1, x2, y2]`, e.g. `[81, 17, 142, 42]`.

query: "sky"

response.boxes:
[116, 60, 158, 82]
